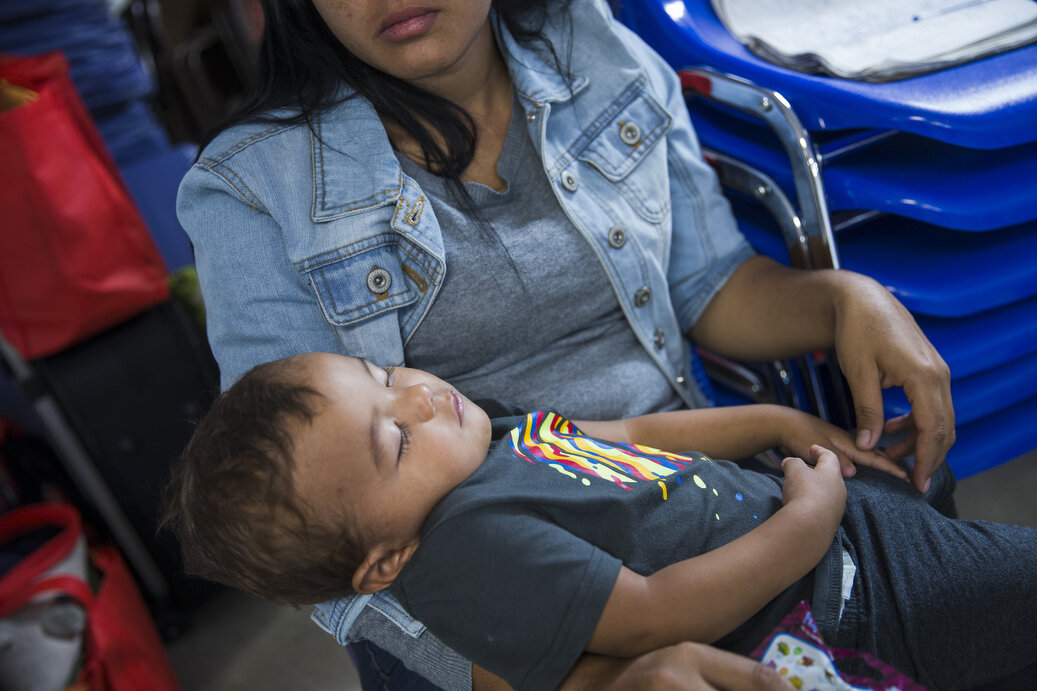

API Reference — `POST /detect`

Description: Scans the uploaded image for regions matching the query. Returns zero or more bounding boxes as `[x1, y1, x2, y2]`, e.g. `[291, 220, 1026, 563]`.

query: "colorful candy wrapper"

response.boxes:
[751, 602, 925, 690]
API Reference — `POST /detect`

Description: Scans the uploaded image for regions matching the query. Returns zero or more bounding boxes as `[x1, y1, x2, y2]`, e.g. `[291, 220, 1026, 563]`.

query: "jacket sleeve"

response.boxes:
[177, 164, 345, 389]
[608, 16, 756, 334]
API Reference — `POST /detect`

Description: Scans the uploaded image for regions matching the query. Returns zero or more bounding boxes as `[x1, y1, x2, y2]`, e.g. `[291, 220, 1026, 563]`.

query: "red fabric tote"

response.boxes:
[0, 504, 181, 691]
[77, 544, 181, 691]
[0, 53, 169, 360]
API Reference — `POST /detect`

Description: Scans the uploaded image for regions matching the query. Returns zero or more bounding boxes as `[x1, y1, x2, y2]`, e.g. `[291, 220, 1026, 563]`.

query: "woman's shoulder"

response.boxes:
[568, 0, 681, 97]
[193, 95, 387, 171]
[181, 95, 399, 209]
[194, 115, 305, 168]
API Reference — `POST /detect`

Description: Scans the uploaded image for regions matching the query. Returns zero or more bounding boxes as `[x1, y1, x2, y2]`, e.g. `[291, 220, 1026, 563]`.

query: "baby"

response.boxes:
[163, 352, 1037, 690]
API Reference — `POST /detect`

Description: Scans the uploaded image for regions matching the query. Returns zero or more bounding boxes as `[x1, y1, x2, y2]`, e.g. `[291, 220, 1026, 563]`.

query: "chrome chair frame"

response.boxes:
[683, 67, 853, 425]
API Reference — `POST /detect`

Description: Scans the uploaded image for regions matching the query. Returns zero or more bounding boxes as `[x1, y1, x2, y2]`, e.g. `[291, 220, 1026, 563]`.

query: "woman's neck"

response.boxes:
[410, 20, 511, 120]
[385, 20, 514, 190]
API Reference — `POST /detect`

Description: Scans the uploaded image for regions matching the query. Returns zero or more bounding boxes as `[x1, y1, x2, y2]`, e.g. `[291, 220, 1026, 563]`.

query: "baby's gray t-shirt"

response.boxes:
[399, 96, 683, 420]
[390, 411, 841, 691]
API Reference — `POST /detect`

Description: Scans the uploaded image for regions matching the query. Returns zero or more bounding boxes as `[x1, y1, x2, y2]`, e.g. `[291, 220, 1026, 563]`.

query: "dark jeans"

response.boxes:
[835, 468, 1037, 690]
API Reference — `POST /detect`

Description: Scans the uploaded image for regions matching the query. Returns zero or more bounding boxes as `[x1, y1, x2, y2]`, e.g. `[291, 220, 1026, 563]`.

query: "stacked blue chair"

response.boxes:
[616, 0, 1037, 478]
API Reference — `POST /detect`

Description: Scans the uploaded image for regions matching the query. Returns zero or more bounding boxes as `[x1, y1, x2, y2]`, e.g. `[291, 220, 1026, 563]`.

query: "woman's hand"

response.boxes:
[598, 642, 794, 690]
[774, 407, 909, 482]
[692, 258, 953, 495]
[832, 274, 954, 493]
[779, 446, 846, 528]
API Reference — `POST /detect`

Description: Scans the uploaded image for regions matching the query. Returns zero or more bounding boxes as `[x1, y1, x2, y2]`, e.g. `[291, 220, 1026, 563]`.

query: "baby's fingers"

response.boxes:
[842, 443, 909, 482]
[810, 445, 853, 481]
[808, 445, 839, 469]
[779, 455, 807, 475]
[830, 451, 857, 478]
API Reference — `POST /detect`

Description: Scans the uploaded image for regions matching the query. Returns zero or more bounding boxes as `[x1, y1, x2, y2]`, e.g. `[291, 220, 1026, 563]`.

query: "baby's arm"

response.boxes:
[587, 445, 846, 657]
[576, 404, 907, 479]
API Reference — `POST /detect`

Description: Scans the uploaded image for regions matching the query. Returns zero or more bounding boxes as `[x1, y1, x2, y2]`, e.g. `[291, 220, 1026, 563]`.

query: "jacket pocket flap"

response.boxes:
[578, 90, 671, 182]
[301, 238, 418, 326]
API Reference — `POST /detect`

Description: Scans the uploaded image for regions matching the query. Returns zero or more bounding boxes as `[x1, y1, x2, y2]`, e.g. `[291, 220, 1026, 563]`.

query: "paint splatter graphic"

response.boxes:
[507, 412, 757, 523]
[509, 411, 698, 490]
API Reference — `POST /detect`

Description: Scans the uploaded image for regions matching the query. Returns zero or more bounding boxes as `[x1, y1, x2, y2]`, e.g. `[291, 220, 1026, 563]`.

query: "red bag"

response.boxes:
[0, 53, 170, 360]
[0, 503, 181, 691]
[77, 545, 182, 691]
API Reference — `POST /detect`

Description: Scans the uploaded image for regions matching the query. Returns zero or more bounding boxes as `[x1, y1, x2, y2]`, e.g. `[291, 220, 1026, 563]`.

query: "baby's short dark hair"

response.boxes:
[162, 355, 365, 605]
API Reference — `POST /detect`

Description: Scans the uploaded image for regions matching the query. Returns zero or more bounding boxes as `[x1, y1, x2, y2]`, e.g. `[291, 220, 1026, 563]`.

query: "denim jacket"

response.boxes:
[177, 0, 752, 686]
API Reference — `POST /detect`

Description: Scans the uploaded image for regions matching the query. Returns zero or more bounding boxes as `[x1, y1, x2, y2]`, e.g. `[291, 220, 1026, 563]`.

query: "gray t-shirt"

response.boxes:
[399, 96, 683, 420]
[390, 410, 840, 691]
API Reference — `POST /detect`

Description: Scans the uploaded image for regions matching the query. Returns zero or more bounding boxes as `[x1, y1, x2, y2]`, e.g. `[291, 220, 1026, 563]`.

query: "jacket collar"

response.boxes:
[310, 95, 403, 221]
[494, 9, 589, 105]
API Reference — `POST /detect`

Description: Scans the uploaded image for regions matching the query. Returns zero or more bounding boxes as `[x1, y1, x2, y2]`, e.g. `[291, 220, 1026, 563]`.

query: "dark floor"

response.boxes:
[167, 447, 1037, 690]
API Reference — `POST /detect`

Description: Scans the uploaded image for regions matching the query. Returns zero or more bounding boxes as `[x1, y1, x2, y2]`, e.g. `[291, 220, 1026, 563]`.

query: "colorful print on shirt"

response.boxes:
[508, 411, 713, 492]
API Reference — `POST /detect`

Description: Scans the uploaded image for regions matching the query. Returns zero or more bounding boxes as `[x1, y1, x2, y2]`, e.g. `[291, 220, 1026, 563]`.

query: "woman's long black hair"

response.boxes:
[202, 0, 574, 182]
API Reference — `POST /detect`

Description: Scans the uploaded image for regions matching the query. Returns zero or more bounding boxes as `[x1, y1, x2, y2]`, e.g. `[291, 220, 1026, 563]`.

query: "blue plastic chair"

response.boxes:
[655, 21, 1037, 473]
[949, 392, 1037, 479]
[730, 194, 1037, 319]
[718, 166, 1037, 478]
[885, 350, 1037, 427]
[687, 100, 1037, 231]
[616, 0, 1037, 149]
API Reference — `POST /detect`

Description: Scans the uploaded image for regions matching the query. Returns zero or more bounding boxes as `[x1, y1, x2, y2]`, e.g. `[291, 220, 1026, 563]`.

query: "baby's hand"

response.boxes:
[780, 445, 846, 527]
[777, 407, 909, 482]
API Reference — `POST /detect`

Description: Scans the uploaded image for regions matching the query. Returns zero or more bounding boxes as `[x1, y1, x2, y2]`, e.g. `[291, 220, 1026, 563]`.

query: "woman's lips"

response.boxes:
[380, 9, 438, 42]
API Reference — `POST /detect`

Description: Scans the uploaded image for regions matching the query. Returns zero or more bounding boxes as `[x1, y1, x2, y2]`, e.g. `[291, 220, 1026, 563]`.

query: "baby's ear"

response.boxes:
[352, 540, 419, 594]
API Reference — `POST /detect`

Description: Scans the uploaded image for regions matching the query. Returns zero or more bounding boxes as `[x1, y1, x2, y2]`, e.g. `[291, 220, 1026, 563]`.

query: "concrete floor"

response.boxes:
[167, 448, 1037, 691]
[166, 589, 361, 691]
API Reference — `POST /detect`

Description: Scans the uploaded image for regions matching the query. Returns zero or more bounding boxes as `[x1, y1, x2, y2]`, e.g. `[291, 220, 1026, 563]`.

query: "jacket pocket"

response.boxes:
[300, 235, 418, 326]
[578, 85, 672, 223]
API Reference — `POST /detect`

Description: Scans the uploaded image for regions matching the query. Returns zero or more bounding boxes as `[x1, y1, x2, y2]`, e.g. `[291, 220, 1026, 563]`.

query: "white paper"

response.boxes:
[710, 0, 1037, 81]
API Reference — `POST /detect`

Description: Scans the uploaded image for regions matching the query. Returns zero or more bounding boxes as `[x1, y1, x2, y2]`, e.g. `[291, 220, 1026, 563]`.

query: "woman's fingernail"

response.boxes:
[857, 430, 872, 448]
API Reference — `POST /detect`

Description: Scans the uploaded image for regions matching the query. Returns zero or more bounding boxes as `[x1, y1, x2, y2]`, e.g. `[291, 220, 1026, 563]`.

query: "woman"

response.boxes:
[177, 0, 954, 687]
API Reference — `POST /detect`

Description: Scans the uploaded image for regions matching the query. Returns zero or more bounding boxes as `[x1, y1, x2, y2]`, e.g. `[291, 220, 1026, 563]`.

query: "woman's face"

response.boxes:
[311, 0, 495, 86]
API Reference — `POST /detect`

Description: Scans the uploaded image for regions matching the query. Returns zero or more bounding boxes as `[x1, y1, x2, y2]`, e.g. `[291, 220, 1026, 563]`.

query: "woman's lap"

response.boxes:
[837, 469, 1037, 689]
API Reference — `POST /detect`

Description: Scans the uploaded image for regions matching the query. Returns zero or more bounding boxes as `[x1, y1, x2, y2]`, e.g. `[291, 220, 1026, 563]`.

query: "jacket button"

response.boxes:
[561, 170, 579, 192]
[366, 267, 392, 294]
[653, 329, 666, 349]
[607, 226, 626, 249]
[619, 121, 642, 146]
[676, 374, 687, 385]
[634, 286, 651, 306]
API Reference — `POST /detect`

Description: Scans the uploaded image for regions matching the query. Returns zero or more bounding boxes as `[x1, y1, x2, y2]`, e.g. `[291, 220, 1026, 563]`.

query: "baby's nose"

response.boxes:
[403, 383, 436, 419]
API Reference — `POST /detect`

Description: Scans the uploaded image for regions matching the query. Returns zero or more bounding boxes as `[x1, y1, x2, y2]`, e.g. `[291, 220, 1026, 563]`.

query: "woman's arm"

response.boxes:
[587, 446, 845, 657]
[617, 19, 951, 491]
[474, 643, 793, 690]
[177, 167, 346, 389]
[691, 255, 954, 493]
[625, 10, 951, 491]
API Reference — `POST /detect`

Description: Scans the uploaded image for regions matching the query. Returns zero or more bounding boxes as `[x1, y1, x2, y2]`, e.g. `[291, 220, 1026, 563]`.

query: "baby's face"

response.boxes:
[291, 353, 492, 552]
